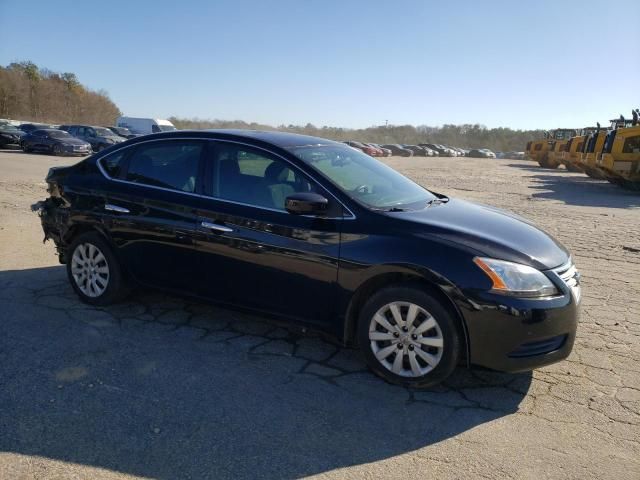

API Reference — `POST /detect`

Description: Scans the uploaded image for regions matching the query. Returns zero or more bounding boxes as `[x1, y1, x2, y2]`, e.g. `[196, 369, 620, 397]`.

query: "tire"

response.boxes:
[23, 144, 31, 153]
[538, 158, 560, 169]
[565, 163, 583, 173]
[357, 284, 460, 388]
[53, 144, 64, 156]
[66, 231, 129, 306]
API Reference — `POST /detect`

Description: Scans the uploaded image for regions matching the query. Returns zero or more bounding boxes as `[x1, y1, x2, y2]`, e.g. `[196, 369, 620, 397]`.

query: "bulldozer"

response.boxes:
[533, 129, 577, 168]
[578, 128, 608, 179]
[595, 118, 640, 190]
[559, 128, 599, 172]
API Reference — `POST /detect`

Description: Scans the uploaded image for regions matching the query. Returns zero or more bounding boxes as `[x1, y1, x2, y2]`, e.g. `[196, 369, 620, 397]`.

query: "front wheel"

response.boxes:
[66, 232, 129, 306]
[53, 144, 64, 156]
[357, 285, 460, 388]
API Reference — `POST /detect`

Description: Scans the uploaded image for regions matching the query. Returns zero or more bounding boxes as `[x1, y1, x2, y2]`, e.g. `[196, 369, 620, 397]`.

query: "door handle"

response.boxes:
[201, 221, 233, 233]
[105, 203, 130, 213]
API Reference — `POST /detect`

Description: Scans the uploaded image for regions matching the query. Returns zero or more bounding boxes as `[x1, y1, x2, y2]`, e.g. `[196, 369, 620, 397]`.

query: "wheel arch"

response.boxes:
[342, 266, 470, 366]
[60, 222, 114, 263]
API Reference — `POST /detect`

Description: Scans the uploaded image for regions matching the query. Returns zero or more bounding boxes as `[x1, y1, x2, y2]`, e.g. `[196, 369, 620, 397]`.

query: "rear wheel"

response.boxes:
[357, 285, 460, 388]
[66, 232, 129, 305]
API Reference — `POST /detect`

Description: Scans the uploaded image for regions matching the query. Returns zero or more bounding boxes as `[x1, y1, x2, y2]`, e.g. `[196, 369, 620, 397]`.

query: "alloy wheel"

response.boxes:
[71, 243, 110, 297]
[369, 301, 444, 377]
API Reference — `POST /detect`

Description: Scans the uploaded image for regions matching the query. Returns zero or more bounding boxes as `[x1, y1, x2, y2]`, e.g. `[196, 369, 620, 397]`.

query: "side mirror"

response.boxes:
[285, 192, 329, 216]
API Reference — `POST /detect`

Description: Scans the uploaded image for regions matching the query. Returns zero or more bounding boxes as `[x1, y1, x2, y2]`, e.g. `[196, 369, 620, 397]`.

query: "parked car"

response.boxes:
[420, 143, 454, 157]
[381, 144, 414, 157]
[116, 116, 176, 135]
[33, 130, 579, 388]
[344, 141, 379, 156]
[369, 143, 393, 157]
[362, 143, 386, 157]
[468, 149, 496, 158]
[402, 145, 429, 157]
[420, 146, 437, 157]
[107, 126, 140, 139]
[60, 125, 127, 152]
[19, 123, 53, 134]
[0, 124, 24, 148]
[21, 129, 92, 156]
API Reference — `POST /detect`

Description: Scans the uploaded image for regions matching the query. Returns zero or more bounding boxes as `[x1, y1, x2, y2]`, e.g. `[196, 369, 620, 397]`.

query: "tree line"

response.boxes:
[170, 118, 545, 152]
[0, 61, 120, 126]
[0, 60, 544, 151]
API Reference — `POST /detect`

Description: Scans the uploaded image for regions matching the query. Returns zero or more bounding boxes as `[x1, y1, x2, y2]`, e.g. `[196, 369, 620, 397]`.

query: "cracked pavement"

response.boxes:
[1, 151, 639, 479]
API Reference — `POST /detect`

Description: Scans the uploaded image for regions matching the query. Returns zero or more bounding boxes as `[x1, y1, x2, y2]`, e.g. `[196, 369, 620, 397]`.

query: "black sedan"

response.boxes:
[402, 145, 429, 157]
[22, 129, 92, 156]
[19, 123, 54, 134]
[381, 144, 414, 157]
[0, 124, 24, 148]
[107, 126, 140, 139]
[33, 130, 579, 388]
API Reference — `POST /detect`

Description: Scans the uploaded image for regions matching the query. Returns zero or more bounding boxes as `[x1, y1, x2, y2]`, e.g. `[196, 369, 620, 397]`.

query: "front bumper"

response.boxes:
[461, 266, 580, 372]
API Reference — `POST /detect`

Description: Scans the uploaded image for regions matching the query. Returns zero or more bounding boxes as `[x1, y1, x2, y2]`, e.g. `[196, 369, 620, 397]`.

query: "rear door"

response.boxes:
[98, 139, 207, 292]
[193, 141, 343, 326]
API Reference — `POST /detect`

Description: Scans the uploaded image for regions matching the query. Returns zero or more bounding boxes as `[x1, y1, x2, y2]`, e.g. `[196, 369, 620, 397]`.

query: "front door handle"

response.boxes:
[201, 221, 233, 233]
[105, 203, 130, 214]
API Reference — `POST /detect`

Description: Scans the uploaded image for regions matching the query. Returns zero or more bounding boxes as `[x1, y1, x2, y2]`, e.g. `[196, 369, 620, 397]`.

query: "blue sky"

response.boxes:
[0, 0, 638, 130]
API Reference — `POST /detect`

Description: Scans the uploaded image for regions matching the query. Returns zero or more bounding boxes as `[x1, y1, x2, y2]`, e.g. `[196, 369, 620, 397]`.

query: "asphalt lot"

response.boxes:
[1, 149, 639, 479]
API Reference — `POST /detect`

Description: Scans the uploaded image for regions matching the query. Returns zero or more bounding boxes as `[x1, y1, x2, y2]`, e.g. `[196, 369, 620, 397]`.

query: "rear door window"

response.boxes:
[125, 141, 203, 193]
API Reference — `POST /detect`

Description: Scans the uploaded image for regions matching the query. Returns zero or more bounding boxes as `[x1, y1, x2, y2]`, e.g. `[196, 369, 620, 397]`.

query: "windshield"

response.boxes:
[48, 130, 72, 138]
[289, 144, 437, 210]
[94, 127, 117, 137]
[0, 125, 21, 133]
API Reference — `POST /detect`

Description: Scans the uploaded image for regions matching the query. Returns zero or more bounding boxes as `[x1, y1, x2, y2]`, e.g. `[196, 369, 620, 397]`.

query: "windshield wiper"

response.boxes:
[425, 197, 450, 207]
[385, 207, 407, 212]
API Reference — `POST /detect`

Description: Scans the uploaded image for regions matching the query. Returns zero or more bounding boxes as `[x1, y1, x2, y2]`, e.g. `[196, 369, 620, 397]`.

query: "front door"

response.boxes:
[193, 141, 343, 327]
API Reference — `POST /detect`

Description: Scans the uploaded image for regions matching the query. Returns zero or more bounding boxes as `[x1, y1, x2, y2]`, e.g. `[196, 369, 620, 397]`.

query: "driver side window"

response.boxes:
[211, 143, 317, 211]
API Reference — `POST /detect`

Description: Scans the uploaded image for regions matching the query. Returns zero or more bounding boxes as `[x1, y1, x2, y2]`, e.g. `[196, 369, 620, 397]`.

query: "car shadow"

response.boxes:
[528, 174, 640, 208]
[0, 265, 532, 479]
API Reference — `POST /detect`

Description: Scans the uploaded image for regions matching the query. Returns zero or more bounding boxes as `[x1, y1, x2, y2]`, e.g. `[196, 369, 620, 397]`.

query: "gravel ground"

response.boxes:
[1, 150, 639, 480]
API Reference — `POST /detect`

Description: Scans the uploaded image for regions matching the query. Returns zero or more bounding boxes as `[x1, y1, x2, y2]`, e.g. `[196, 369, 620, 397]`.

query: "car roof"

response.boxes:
[191, 129, 342, 148]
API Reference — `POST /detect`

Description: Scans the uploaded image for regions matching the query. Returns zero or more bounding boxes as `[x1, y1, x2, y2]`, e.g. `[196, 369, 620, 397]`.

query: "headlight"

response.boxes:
[473, 257, 558, 297]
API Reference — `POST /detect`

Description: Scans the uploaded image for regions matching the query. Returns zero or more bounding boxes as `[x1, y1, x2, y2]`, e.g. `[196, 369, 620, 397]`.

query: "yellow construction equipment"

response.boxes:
[578, 129, 608, 179]
[560, 128, 598, 172]
[534, 129, 577, 169]
[595, 118, 640, 190]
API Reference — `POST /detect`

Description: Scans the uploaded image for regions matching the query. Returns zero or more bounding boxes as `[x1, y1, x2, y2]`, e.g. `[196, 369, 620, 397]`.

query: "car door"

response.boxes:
[31, 130, 48, 150]
[96, 139, 207, 292]
[193, 140, 343, 327]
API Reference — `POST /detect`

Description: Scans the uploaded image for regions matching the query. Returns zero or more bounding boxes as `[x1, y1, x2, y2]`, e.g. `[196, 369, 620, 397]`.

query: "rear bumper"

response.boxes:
[461, 290, 579, 372]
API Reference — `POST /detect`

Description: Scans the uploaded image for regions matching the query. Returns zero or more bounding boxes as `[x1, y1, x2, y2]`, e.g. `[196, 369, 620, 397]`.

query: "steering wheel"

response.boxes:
[353, 184, 370, 194]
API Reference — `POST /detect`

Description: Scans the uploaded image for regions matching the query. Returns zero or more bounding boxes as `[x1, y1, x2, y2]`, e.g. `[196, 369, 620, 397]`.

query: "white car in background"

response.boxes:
[116, 117, 177, 135]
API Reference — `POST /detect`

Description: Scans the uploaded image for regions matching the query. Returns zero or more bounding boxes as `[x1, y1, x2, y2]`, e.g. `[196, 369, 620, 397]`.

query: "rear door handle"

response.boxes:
[105, 203, 130, 214]
[201, 221, 233, 233]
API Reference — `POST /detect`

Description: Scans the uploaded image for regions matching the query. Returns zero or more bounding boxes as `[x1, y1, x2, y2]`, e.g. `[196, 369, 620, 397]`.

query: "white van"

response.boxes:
[116, 117, 177, 135]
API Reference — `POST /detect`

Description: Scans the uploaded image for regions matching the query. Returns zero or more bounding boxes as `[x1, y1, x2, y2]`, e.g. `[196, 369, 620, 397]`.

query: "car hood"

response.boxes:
[399, 198, 569, 270]
[59, 138, 90, 146]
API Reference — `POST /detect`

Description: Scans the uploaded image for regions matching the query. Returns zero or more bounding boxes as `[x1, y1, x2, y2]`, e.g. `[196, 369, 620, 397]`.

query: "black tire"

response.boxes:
[565, 163, 583, 173]
[53, 144, 64, 156]
[66, 231, 129, 306]
[23, 144, 31, 153]
[357, 284, 460, 388]
[538, 158, 559, 169]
